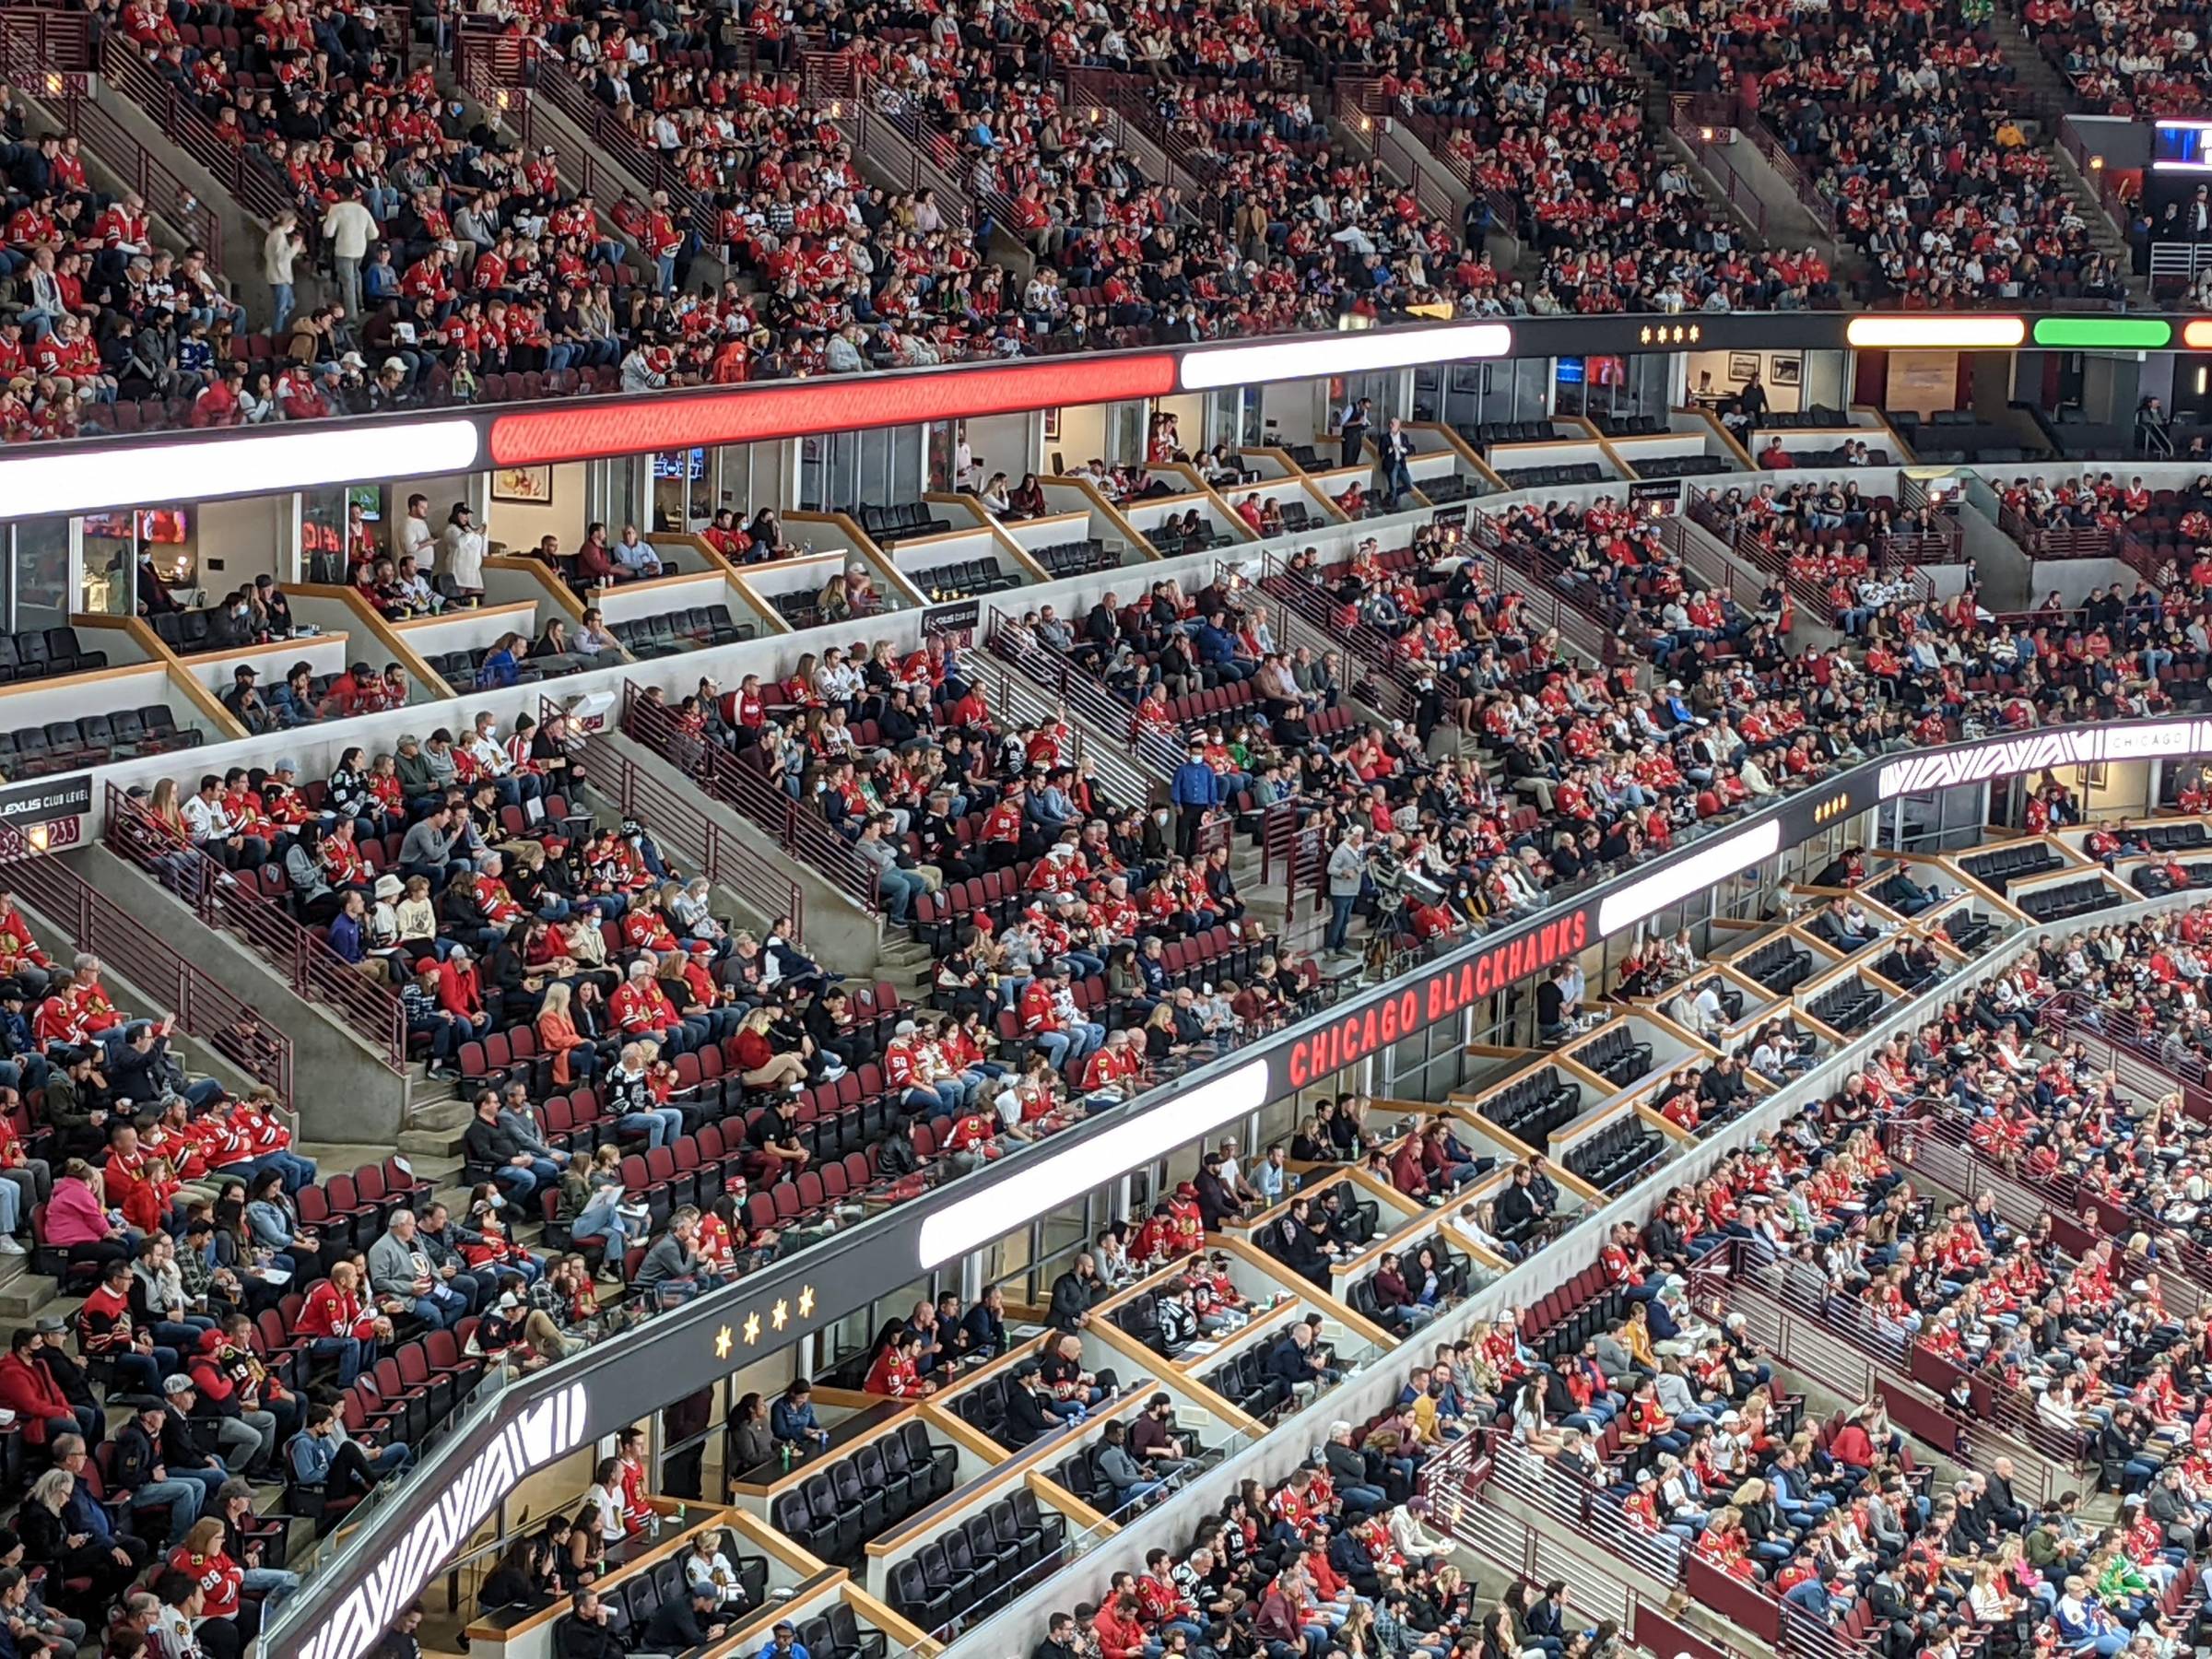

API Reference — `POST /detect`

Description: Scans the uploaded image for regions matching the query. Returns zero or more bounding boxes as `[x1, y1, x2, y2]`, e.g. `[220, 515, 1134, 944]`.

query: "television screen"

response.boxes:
[653, 447, 706, 481]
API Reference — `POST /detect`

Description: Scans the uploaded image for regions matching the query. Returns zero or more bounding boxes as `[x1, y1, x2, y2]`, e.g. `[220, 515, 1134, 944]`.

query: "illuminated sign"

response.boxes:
[2031, 318, 2172, 350]
[915, 1060, 1271, 1268]
[2184, 321, 2212, 350]
[489, 356, 1178, 466]
[1596, 820, 1782, 937]
[1877, 719, 2212, 798]
[1178, 324, 1512, 390]
[1637, 324, 1703, 346]
[1284, 906, 1594, 1090]
[297, 1382, 587, 1659]
[1811, 792, 1853, 827]
[0, 420, 481, 522]
[1843, 317, 2026, 349]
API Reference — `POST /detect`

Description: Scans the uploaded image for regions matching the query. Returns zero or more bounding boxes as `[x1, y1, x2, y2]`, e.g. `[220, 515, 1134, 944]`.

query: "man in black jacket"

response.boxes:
[1003, 1362, 1060, 1447]
[642, 1583, 726, 1652]
[558, 1591, 629, 1659]
[1049, 1254, 1104, 1328]
[463, 1093, 559, 1202]
[1031, 1612, 1082, 1659]
[112, 1400, 206, 1547]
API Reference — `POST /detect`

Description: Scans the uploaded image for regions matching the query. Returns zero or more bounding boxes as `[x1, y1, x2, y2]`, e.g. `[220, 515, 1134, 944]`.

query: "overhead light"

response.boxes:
[0, 420, 481, 522]
[915, 1060, 1269, 1268]
[1844, 317, 2026, 349]
[488, 356, 1177, 466]
[1179, 324, 1512, 391]
[2183, 320, 2212, 349]
[1596, 820, 1782, 936]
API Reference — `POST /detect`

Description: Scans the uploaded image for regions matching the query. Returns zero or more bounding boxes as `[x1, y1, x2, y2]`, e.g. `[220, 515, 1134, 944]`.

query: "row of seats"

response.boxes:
[1964, 844, 2061, 898]
[0, 708, 201, 779]
[1809, 978, 1883, 1035]
[887, 1492, 1065, 1637]
[1034, 538, 1119, 578]
[1794, 445, 1894, 468]
[1422, 474, 1477, 504]
[1631, 454, 1733, 479]
[1759, 405, 1855, 429]
[1874, 946, 1944, 992]
[767, 1422, 959, 1565]
[1346, 1236, 1472, 1330]
[912, 559, 1024, 599]
[1495, 462, 1606, 488]
[1477, 1065, 1583, 1147]
[856, 502, 955, 547]
[608, 606, 753, 660]
[1458, 420, 1558, 448]
[422, 645, 587, 692]
[1574, 1024, 1654, 1088]
[550, 1530, 771, 1653]
[1737, 937, 1813, 994]
[0, 627, 107, 680]
[2017, 877, 2122, 923]
[1566, 1116, 1664, 1192]
[1147, 523, 1230, 558]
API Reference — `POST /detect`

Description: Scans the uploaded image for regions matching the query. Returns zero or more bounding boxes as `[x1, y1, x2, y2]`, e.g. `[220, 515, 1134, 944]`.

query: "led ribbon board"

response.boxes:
[1877, 718, 2212, 798]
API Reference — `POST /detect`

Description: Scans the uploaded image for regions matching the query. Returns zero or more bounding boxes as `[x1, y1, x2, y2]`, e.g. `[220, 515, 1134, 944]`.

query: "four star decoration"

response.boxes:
[715, 1288, 819, 1354]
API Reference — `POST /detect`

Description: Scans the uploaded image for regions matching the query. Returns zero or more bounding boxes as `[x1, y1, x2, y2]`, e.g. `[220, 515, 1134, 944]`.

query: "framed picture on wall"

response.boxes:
[1770, 356, 1803, 388]
[1726, 352, 1760, 383]
[491, 465, 552, 504]
[1043, 406, 1061, 442]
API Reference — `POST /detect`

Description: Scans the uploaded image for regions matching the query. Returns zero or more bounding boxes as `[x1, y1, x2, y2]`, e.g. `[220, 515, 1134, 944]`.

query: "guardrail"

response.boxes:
[54, 77, 225, 273]
[0, 823, 295, 1100]
[1464, 509, 1618, 663]
[549, 701, 806, 941]
[94, 31, 299, 235]
[1248, 549, 1416, 722]
[617, 680, 881, 915]
[100, 782, 406, 1070]
[1668, 117, 1770, 238]
[1995, 502, 2114, 559]
[982, 606, 1180, 782]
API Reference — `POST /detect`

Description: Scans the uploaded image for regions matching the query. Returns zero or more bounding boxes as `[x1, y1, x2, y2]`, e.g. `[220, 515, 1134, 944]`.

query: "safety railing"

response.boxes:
[1668, 115, 1770, 238]
[982, 606, 1180, 782]
[1653, 512, 1737, 598]
[1994, 503, 2114, 560]
[618, 681, 881, 915]
[1248, 549, 1415, 721]
[527, 44, 716, 240]
[1464, 510, 1616, 664]
[54, 77, 225, 273]
[2041, 984, 2212, 1117]
[1729, 110, 1839, 236]
[100, 782, 406, 1071]
[94, 30, 298, 232]
[0, 822, 295, 1099]
[982, 659, 1153, 814]
[1391, 104, 1519, 237]
[1064, 69, 1207, 204]
[824, 61, 983, 229]
[549, 702, 806, 940]
[1705, 1238, 2077, 1499]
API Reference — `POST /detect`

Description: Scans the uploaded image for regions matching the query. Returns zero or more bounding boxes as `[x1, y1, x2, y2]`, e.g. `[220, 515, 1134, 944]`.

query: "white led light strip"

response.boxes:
[0, 419, 481, 520]
[1179, 324, 1513, 391]
[915, 1059, 1270, 1268]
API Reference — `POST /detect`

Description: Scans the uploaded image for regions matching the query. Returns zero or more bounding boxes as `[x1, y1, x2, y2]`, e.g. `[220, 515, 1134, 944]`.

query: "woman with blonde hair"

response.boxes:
[730, 1005, 807, 1091]
[535, 981, 599, 1085]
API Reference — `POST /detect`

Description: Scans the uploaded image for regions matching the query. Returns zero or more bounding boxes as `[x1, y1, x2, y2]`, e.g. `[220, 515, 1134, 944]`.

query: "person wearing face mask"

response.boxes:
[135, 545, 182, 617]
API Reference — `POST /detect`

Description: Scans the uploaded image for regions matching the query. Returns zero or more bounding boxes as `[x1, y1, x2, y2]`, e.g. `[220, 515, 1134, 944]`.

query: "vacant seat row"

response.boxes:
[857, 502, 954, 546]
[0, 708, 200, 778]
[1495, 462, 1605, 488]
[2017, 877, 2120, 923]
[887, 1490, 1065, 1637]
[1478, 1065, 1583, 1147]
[1959, 842, 2063, 893]
[912, 558, 1023, 600]
[0, 627, 105, 679]
[609, 606, 751, 660]
[1576, 1024, 1654, 1088]
[1567, 1117, 1663, 1191]
[1033, 538, 1117, 578]
[767, 1422, 959, 1564]
[1810, 979, 1882, 1035]
[1738, 939, 1812, 994]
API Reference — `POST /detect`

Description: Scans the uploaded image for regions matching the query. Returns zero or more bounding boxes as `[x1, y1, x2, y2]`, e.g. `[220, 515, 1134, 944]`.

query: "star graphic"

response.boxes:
[714, 1325, 733, 1359]
[771, 1299, 790, 1332]
[743, 1312, 761, 1345]
[797, 1285, 816, 1319]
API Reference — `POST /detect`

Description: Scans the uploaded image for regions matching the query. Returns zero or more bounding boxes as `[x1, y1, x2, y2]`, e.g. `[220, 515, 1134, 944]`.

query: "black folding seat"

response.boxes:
[890, 1559, 949, 1632]
[902, 1421, 956, 1501]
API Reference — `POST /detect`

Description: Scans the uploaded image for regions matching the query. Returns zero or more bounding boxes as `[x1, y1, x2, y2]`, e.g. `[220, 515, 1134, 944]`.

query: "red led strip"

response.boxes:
[489, 355, 1179, 466]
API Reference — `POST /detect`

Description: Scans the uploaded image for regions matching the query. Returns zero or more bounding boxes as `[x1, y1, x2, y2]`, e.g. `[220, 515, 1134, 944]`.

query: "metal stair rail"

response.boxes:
[1464, 509, 1616, 664]
[1245, 548, 1416, 722]
[100, 783, 406, 1070]
[618, 680, 883, 915]
[0, 820, 295, 1100]
[543, 694, 806, 940]
[982, 606, 1180, 782]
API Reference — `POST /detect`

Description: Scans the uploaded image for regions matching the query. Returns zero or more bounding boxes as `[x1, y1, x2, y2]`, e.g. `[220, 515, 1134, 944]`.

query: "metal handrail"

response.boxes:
[982, 606, 1180, 782]
[100, 782, 405, 1069]
[618, 681, 881, 914]
[0, 820, 295, 1098]
[552, 705, 806, 941]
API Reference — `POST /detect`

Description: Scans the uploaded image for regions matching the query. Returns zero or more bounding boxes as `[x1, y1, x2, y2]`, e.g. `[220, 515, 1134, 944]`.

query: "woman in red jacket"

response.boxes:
[170, 1515, 260, 1653]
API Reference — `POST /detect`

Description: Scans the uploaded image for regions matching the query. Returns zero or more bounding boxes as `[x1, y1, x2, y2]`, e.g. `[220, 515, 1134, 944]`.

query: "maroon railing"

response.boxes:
[982, 606, 1179, 782]
[0, 822, 294, 1099]
[1389, 105, 1519, 241]
[556, 706, 806, 941]
[1464, 510, 1617, 664]
[1250, 549, 1417, 721]
[1995, 503, 2114, 560]
[60, 82, 225, 272]
[618, 681, 881, 915]
[803, 52, 975, 229]
[94, 32, 297, 232]
[1730, 111, 1839, 237]
[1667, 113, 1770, 238]
[100, 782, 406, 1070]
